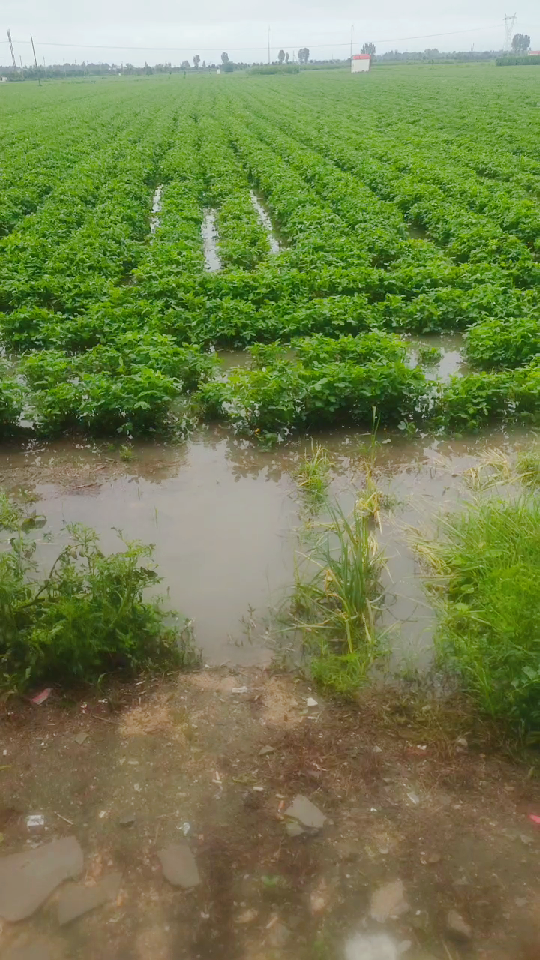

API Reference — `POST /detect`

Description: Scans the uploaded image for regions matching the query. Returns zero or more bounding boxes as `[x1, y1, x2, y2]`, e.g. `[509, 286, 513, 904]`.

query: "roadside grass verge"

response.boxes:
[0, 492, 197, 691]
[417, 493, 540, 738]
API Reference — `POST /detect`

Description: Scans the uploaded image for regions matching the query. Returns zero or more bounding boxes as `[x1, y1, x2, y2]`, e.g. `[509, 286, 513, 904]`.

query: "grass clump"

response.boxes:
[0, 494, 196, 690]
[517, 446, 540, 488]
[290, 501, 385, 695]
[418, 494, 540, 736]
[295, 443, 332, 512]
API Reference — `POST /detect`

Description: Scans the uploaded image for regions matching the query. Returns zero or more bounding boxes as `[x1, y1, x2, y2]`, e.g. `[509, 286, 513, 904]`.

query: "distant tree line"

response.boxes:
[1, 43, 531, 80]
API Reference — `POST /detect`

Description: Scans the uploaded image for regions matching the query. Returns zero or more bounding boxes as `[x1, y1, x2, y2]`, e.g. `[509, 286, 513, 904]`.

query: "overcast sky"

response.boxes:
[2, 0, 539, 66]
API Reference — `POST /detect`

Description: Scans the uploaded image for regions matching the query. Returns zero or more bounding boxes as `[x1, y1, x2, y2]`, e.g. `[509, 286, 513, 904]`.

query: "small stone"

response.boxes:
[306, 697, 318, 707]
[284, 795, 326, 832]
[0, 836, 83, 921]
[267, 921, 290, 947]
[259, 746, 275, 756]
[158, 842, 200, 889]
[118, 813, 136, 827]
[73, 732, 89, 745]
[370, 880, 409, 923]
[446, 909, 472, 942]
[236, 908, 258, 923]
[57, 872, 121, 925]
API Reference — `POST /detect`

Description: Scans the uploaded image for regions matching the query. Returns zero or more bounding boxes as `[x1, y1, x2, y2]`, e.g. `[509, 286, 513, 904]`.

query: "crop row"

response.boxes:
[0, 73, 538, 441]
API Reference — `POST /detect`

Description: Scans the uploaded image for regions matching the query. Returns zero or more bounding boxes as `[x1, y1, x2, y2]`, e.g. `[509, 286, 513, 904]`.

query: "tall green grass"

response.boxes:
[419, 494, 540, 735]
[290, 501, 385, 694]
[294, 442, 332, 512]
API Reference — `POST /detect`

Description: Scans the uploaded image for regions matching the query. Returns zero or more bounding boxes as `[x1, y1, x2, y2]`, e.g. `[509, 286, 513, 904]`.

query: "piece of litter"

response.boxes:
[373, 745, 383, 754]
[73, 732, 88, 745]
[253, 786, 264, 792]
[259, 745, 275, 756]
[31, 688, 51, 705]
[26, 814, 44, 828]
[127, 759, 139, 766]
[182, 822, 191, 836]
[306, 697, 318, 707]
[529, 814, 540, 825]
[133, 784, 141, 792]
[99, 810, 107, 819]
[231, 686, 248, 694]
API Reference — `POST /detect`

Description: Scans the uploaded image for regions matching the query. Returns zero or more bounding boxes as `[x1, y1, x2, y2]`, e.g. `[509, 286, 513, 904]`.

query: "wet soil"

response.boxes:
[0, 669, 539, 960]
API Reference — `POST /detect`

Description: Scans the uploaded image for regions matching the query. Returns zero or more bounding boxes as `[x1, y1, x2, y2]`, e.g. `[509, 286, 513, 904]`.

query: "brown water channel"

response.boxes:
[0, 422, 534, 670]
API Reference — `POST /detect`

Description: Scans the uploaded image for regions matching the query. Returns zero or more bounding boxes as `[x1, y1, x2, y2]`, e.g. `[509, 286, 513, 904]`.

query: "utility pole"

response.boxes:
[7, 29, 17, 70]
[267, 25, 271, 64]
[31, 36, 38, 68]
[350, 24, 354, 61]
[504, 13, 517, 52]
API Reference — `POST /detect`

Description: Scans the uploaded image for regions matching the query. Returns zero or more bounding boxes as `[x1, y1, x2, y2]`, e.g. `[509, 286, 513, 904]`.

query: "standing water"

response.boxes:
[250, 190, 281, 253]
[0, 424, 534, 668]
[202, 209, 222, 271]
[150, 184, 163, 234]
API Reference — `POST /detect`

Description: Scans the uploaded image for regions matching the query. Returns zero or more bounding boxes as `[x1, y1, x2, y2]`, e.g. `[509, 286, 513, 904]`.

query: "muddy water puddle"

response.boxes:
[412, 332, 466, 380]
[150, 184, 163, 234]
[0, 424, 534, 668]
[249, 190, 282, 253]
[202, 209, 221, 271]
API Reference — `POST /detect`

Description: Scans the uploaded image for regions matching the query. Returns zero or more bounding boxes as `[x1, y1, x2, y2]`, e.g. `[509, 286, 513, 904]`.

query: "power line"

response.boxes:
[8, 22, 507, 55]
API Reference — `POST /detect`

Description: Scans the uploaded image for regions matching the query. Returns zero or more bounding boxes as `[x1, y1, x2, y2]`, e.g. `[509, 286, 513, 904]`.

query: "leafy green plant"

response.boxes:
[0, 374, 23, 437]
[417, 344, 443, 365]
[0, 496, 196, 689]
[417, 494, 540, 735]
[465, 316, 540, 370]
[436, 363, 540, 432]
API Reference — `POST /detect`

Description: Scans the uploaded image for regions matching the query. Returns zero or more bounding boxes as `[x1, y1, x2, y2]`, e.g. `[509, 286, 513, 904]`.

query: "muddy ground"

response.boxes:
[1, 668, 539, 960]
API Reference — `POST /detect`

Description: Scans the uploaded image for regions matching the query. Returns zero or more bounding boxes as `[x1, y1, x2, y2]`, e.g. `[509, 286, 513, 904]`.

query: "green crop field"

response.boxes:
[0, 64, 539, 441]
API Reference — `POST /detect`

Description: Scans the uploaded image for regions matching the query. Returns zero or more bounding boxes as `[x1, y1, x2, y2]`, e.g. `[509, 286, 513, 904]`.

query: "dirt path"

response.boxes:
[0, 669, 539, 960]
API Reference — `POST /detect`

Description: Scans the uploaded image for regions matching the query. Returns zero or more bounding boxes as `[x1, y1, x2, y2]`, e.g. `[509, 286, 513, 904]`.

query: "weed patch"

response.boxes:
[417, 494, 540, 736]
[0, 494, 196, 690]
[288, 501, 385, 695]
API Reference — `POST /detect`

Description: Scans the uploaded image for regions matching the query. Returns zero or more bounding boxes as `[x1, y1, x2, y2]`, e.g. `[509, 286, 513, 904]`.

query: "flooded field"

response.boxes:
[0, 422, 534, 668]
